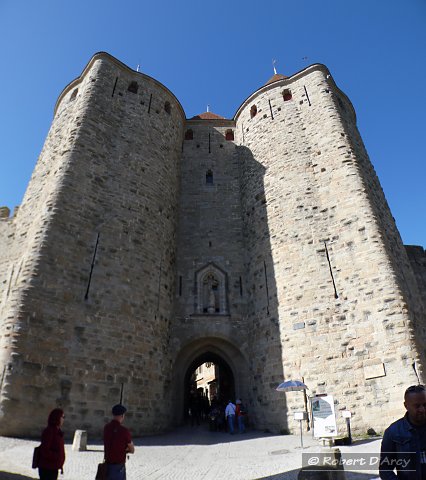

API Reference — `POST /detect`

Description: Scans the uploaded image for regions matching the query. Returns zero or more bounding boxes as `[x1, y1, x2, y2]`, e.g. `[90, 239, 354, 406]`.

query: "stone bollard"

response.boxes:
[72, 430, 88, 451]
[298, 448, 346, 480]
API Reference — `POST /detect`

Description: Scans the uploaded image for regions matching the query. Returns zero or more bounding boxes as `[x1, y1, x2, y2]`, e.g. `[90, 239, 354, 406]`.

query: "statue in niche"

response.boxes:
[203, 273, 219, 313]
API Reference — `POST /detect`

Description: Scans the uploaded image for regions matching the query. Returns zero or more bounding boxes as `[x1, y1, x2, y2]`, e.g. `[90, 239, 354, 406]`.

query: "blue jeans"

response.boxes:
[238, 415, 245, 433]
[227, 414, 235, 434]
[107, 463, 126, 480]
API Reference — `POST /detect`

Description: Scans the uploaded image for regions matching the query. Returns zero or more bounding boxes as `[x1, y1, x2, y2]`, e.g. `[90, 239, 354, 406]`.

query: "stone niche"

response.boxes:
[195, 263, 228, 315]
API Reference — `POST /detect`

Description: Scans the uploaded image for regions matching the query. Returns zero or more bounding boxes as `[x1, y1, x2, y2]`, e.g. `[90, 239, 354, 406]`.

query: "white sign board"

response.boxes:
[294, 411, 308, 420]
[311, 395, 337, 438]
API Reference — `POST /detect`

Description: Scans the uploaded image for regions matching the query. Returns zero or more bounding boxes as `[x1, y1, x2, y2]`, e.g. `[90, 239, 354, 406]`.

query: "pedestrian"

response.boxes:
[38, 408, 65, 480]
[104, 404, 135, 480]
[225, 400, 236, 435]
[379, 384, 426, 480]
[236, 399, 247, 434]
[188, 391, 201, 426]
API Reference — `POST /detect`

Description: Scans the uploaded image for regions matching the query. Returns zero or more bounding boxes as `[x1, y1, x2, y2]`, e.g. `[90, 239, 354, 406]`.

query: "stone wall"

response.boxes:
[234, 65, 424, 434]
[406, 246, 426, 301]
[406, 245, 426, 346]
[0, 53, 185, 437]
[0, 53, 424, 438]
[171, 118, 251, 422]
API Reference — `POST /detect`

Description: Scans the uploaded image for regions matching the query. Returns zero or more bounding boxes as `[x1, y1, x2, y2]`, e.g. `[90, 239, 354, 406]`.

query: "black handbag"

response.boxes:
[95, 461, 108, 480]
[32, 446, 41, 469]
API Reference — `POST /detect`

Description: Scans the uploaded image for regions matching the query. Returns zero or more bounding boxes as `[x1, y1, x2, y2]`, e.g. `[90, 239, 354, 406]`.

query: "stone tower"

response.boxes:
[0, 52, 425, 437]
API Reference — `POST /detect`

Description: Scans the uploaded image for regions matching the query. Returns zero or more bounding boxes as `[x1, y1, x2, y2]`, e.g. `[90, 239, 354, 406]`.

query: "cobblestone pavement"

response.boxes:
[0, 425, 382, 480]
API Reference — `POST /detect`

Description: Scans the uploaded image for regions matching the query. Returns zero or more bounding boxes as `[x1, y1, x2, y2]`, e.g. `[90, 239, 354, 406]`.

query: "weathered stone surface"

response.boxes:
[0, 52, 424, 438]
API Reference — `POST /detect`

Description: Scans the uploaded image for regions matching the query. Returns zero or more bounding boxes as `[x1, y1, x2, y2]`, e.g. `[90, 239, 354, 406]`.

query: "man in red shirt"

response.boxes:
[103, 404, 135, 480]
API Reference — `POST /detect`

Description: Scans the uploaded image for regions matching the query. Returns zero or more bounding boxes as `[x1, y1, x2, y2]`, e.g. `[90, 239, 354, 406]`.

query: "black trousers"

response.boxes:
[38, 468, 59, 480]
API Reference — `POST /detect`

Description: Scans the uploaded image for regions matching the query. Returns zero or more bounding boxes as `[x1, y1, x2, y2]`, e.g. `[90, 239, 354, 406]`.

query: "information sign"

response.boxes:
[311, 395, 337, 438]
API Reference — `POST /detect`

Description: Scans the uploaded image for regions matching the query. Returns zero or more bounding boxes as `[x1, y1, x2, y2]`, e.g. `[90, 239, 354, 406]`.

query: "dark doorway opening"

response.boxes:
[184, 351, 235, 425]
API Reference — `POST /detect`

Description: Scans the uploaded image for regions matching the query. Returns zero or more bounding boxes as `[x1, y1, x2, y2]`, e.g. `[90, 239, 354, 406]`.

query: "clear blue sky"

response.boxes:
[0, 0, 425, 246]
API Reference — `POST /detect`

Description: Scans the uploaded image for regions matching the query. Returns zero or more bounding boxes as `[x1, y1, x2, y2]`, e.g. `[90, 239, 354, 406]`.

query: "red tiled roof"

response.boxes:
[265, 73, 288, 85]
[191, 111, 225, 120]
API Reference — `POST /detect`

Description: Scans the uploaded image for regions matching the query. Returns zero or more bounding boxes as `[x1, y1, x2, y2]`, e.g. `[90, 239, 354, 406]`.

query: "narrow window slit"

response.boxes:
[268, 99, 274, 119]
[157, 255, 163, 312]
[263, 261, 270, 315]
[84, 233, 100, 300]
[148, 93, 152, 113]
[324, 242, 339, 299]
[111, 78, 118, 97]
[303, 86, 311, 106]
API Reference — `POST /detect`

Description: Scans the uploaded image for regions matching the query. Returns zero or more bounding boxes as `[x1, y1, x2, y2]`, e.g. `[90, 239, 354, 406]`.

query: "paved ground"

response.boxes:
[0, 425, 382, 480]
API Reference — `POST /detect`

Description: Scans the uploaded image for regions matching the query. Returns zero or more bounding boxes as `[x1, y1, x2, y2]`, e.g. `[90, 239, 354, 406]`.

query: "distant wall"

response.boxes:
[406, 245, 426, 340]
[0, 209, 16, 310]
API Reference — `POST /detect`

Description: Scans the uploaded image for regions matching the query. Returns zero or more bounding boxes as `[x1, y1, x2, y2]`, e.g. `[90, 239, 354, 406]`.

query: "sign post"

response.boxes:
[294, 411, 308, 448]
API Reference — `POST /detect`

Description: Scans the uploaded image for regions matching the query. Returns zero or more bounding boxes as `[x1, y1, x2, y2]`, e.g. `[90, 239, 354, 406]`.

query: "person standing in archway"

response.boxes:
[225, 400, 236, 435]
[236, 399, 247, 434]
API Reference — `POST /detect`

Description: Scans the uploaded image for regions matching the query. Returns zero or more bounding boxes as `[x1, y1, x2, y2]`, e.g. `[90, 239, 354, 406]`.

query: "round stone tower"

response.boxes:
[0, 52, 185, 436]
[234, 65, 424, 433]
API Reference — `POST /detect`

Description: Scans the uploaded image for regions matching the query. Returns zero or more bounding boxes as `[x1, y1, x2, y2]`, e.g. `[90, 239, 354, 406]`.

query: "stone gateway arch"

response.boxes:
[0, 52, 425, 437]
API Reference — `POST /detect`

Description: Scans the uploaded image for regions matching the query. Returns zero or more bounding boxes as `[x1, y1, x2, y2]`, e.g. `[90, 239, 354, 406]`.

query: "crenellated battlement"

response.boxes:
[0, 206, 19, 218]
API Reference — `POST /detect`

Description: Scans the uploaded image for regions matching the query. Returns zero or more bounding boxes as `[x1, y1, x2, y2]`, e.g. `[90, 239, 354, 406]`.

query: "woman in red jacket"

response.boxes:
[38, 408, 65, 480]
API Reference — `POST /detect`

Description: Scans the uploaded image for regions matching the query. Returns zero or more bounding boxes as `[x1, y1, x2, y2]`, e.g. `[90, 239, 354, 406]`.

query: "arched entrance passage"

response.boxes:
[172, 336, 249, 425]
[183, 351, 235, 421]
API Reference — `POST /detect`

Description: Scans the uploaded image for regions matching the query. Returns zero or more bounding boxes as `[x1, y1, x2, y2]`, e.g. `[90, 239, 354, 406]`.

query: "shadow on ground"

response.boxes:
[347, 437, 382, 446]
[256, 468, 378, 479]
[127, 425, 382, 449]
[130, 424, 293, 447]
[0, 473, 36, 480]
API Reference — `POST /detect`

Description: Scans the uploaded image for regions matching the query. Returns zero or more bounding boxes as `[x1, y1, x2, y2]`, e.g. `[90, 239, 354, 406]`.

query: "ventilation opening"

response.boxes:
[225, 129, 234, 141]
[250, 105, 257, 118]
[128, 81, 139, 94]
[185, 129, 193, 140]
[164, 101, 171, 114]
[283, 89, 292, 101]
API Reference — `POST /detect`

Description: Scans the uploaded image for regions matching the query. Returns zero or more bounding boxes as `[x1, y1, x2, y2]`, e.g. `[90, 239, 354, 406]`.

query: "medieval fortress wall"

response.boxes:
[234, 66, 426, 432]
[0, 54, 185, 436]
[0, 52, 425, 437]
